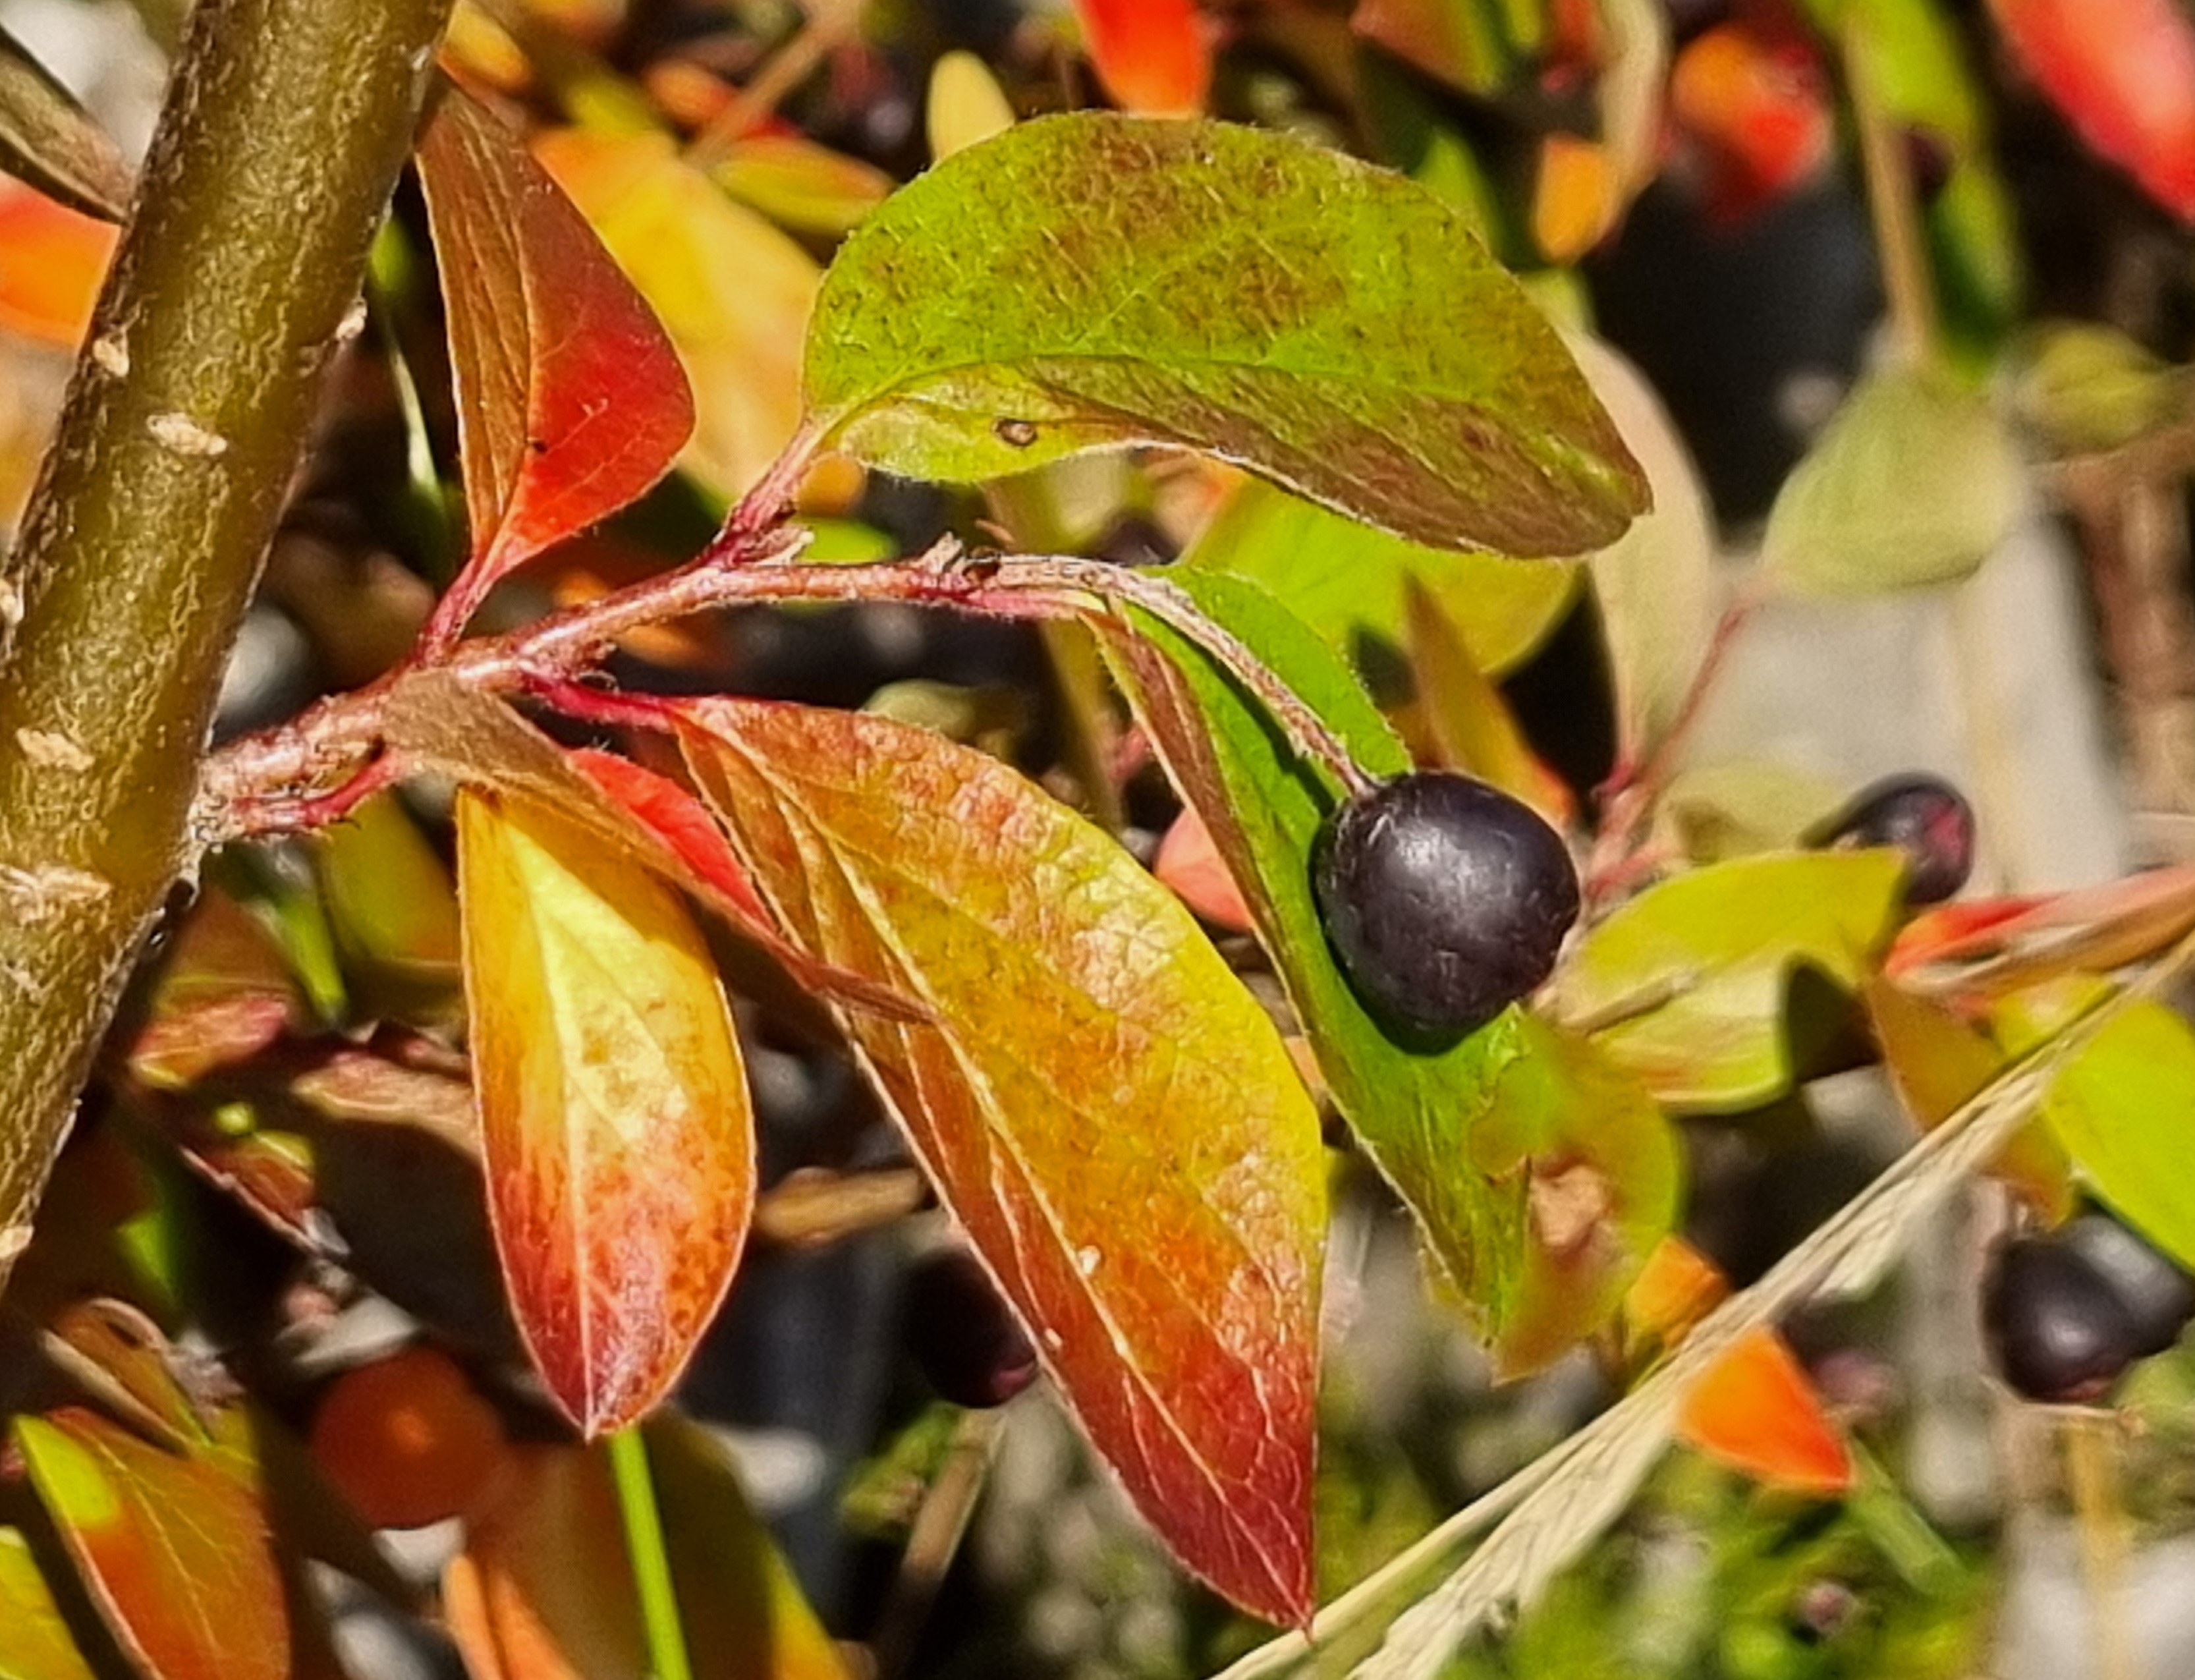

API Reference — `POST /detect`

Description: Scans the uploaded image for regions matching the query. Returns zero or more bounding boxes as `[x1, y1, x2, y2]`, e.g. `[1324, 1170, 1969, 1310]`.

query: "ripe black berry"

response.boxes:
[902, 1247, 1039, 1409]
[2061, 1210, 2195, 1358]
[1313, 772, 1580, 1042]
[1982, 1232, 2142, 1403]
[1812, 773, 1975, 905]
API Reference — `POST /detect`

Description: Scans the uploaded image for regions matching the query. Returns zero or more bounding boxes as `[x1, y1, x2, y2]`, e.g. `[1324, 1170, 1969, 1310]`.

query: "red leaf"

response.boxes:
[1990, 0, 2195, 219]
[1074, 0, 1212, 117]
[416, 88, 694, 638]
[566, 748, 774, 929]
[457, 789, 754, 1434]
[14, 1405, 289, 1680]
[673, 699, 1324, 1625]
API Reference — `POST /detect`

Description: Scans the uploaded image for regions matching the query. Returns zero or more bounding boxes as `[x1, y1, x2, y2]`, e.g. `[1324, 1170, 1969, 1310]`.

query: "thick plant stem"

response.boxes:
[0, 0, 454, 1286]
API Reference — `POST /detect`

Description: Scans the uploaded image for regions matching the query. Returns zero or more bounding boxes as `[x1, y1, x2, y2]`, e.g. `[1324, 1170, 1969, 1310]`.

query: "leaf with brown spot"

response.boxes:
[14, 1404, 288, 1680]
[1468, 1015, 1680, 1378]
[804, 113, 1645, 557]
[673, 699, 1325, 1625]
[417, 88, 693, 630]
[457, 789, 754, 1434]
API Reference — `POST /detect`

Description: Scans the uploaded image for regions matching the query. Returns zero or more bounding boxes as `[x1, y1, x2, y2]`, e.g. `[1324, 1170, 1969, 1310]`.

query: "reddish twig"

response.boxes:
[199, 534, 1379, 841]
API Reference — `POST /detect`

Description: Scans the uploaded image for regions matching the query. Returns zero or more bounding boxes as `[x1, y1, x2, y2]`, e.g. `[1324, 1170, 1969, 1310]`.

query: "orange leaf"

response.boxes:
[456, 789, 753, 1434]
[0, 179, 114, 347]
[14, 1405, 289, 1680]
[1532, 132, 1617, 264]
[673, 700, 1325, 1625]
[416, 88, 694, 633]
[448, 1423, 852, 1680]
[1677, 1328, 1851, 1495]
[1865, 976, 2072, 1216]
[1075, 0, 1212, 117]
[1990, 0, 2195, 219]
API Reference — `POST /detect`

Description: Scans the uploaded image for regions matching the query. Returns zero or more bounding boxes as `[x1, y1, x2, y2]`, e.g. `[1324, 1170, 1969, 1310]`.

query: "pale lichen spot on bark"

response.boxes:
[91, 333, 130, 378]
[0, 1225, 30, 1264]
[14, 728, 95, 773]
[335, 296, 368, 344]
[146, 411, 229, 457]
[0, 576, 20, 630]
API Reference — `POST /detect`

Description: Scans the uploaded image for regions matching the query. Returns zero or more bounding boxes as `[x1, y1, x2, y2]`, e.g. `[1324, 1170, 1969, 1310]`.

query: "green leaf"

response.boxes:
[1094, 571, 1537, 1330]
[0, 26, 131, 223]
[1762, 366, 2024, 598]
[1550, 852, 1908, 1111]
[1179, 478, 1578, 675]
[804, 113, 1646, 557]
[2040, 1000, 2195, 1268]
[673, 699, 1325, 1626]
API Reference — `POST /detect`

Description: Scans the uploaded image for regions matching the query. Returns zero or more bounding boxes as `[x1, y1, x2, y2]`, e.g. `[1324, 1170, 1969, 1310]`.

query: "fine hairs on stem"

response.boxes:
[198, 530, 1378, 841]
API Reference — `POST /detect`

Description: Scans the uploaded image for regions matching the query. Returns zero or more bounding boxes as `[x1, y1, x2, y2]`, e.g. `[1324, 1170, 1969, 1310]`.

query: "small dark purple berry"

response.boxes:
[902, 1248, 1038, 1409]
[1814, 773, 1976, 905]
[1313, 772, 1580, 1042]
[2061, 1209, 2195, 1358]
[1982, 1229, 2143, 1403]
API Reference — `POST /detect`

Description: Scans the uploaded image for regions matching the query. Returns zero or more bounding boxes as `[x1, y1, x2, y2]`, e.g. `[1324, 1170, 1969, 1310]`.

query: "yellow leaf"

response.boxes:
[457, 789, 754, 1434]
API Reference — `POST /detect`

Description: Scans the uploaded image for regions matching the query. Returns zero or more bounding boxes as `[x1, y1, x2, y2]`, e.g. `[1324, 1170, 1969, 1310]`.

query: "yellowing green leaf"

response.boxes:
[535, 128, 819, 499]
[457, 789, 754, 1435]
[805, 113, 1645, 557]
[1572, 334, 1717, 759]
[926, 49, 1016, 160]
[673, 700, 1325, 1626]
[1402, 576, 1572, 825]
[1551, 852, 1908, 1110]
[1096, 571, 1534, 1333]
[1471, 1015, 1681, 1378]
[0, 1528, 97, 1680]
[711, 134, 892, 237]
[1181, 477, 1578, 675]
[2041, 1000, 2195, 1268]
[1762, 366, 2024, 598]
[15, 1405, 287, 1680]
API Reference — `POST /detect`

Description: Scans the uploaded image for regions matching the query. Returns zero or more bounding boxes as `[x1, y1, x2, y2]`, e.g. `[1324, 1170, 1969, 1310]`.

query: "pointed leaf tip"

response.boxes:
[672, 698, 1325, 1623]
[804, 113, 1646, 557]
[418, 90, 694, 628]
[457, 789, 753, 1435]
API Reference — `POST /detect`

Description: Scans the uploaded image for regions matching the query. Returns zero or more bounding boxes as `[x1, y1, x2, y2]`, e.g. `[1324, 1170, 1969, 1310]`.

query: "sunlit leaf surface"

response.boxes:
[675, 698, 1325, 1624]
[806, 113, 1645, 556]
[457, 789, 754, 1434]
